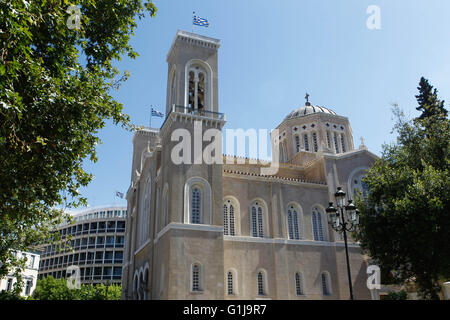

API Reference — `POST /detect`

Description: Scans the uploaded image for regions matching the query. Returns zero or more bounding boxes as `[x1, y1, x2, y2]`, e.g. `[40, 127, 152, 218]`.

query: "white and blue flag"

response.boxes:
[193, 12, 209, 27]
[151, 107, 164, 118]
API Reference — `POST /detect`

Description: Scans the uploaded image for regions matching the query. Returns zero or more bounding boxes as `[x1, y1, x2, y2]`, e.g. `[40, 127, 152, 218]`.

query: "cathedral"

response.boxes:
[122, 30, 377, 300]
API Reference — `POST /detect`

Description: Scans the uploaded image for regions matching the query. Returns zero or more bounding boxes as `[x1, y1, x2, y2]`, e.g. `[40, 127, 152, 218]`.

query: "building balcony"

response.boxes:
[161, 105, 225, 128]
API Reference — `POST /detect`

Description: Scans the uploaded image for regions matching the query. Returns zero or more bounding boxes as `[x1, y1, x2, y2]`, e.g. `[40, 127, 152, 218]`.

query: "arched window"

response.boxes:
[257, 271, 266, 296]
[295, 272, 304, 296]
[312, 207, 325, 241]
[133, 272, 139, 300]
[340, 134, 346, 153]
[186, 62, 211, 111]
[350, 170, 370, 200]
[138, 176, 151, 246]
[334, 132, 340, 154]
[192, 264, 202, 292]
[303, 134, 310, 151]
[321, 272, 331, 296]
[287, 204, 301, 240]
[251, 202, 264, 238]
[295, 135, 301, 153]
[223, 199, 236, 236]
[184, 177, 212, 225]
[227, 271, 234, 295]
[312, 132, 318, 152]
[191, 187, 201, 224]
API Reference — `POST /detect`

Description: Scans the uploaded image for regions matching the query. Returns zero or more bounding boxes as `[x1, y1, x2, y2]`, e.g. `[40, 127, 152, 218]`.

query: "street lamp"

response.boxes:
[326, 187, 360, 300]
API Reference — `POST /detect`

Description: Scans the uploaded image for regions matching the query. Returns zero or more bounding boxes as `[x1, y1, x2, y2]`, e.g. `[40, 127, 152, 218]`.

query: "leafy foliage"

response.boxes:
[0, 1, 156, 279]
[354, 78, 450, 299]
[382, 290, 408, 300]
[0, 289, 26, 300]
[32, 276, 122, 300]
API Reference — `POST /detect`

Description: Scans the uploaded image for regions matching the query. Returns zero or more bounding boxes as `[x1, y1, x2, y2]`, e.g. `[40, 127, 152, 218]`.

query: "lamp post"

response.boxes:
[326, 187, 360, 300]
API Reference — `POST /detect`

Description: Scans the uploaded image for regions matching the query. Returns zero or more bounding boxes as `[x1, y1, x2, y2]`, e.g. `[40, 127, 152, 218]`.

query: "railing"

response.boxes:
[161, 105, 224, 128]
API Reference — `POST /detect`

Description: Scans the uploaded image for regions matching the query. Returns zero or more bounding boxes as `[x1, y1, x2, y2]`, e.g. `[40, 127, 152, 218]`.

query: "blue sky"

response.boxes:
[78, 0, 450, 208]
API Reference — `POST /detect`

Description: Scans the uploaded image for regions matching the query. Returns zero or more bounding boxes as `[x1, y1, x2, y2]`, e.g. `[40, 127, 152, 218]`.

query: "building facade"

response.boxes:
[0, 250, 41, 297]
[38, 206, 127, 285]
[122, 30, 377, 300]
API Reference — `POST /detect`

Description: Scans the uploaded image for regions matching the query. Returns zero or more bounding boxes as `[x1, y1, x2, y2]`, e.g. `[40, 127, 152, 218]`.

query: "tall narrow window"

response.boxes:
[326, 131, 332, 149]
[223, 204, 228, 236]
[251, 206, 258, 237]
[224, 200, 236, 236]
[295, 273, 303, 295]
[192, 264, 200, 292]
[334, 132, 340, 154]
[295, 135, 300, 153]
[312, 207, 324, 241]
[279, 143, 284, 162]
[257, 207, 264, 238]
[312, 132, 318, 152]
[257, 272, 265, 296]
[340, 134, 346, 153]
[229, 205, 235, 236]
[188, 71, 195, 109]
[251, 202, 264, 238]
[321, 272, 331, 296]
[303, 134, 309, 151]
[282, 141, 288, 162]
[191, 188, 201, 224]
[287, 206, 300, 240]
[170, 73, 176, 108]
[197, 72, 205, 110]
[227, 271, 234, 295]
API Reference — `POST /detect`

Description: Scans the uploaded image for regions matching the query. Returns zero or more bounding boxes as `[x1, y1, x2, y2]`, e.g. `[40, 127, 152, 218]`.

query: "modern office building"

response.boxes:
[122, 30, 377, 300]
[38, 206, 127, 285]
[0, 250, 41, 297]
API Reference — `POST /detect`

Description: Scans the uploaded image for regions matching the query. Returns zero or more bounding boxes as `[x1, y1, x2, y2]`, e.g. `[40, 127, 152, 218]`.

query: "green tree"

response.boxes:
[32, 276, 122, 300]
[32, 276, 85, 300]
[0, 1, 156, 279]
[415, 77, 448, 120]
[354, 78, 450, 299]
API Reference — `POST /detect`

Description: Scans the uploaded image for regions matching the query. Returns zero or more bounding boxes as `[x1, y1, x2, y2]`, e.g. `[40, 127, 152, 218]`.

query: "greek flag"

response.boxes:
[193, 13, 209, 27]
[151, 107, 164, 118]
[115, 191, 124, 199]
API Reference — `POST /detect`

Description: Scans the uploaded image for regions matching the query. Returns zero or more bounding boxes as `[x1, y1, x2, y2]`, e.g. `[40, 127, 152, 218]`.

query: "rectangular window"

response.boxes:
[334, 132, 340, 154]
[6, 279, 13, 292]
[295, 135, 300, 153]
[25, 280, 33, 295]
[312, 132, 318, 152]
[303, 134, 309, 151]
[341, 134, 346, 153]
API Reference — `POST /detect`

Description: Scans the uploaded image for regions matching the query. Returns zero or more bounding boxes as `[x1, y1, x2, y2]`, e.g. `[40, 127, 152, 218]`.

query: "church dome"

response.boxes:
[285, 104, 337, 120]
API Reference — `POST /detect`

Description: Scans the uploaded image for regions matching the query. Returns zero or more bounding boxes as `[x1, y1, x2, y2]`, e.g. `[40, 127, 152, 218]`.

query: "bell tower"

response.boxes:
[165, 30, 220, 115]
[155, 30, 225, 299]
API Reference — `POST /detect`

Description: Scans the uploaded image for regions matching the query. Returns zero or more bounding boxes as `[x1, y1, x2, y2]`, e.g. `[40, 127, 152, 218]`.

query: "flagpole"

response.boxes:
[192, 11, 195, 33]
[150, 105, 152, 128]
